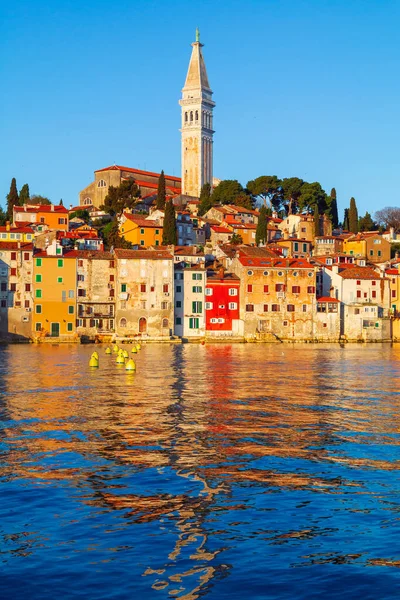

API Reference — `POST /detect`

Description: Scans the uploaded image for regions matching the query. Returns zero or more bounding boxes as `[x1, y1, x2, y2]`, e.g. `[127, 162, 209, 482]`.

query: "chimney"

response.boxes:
[6, 221, 10, 232]
[51, 204, 54, 211]
[218, 265, 225, 280]
[24, 204, 27, 212]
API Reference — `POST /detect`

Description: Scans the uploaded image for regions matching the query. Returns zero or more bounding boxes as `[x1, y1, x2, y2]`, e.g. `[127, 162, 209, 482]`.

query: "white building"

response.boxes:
[174, 263, 206, 338]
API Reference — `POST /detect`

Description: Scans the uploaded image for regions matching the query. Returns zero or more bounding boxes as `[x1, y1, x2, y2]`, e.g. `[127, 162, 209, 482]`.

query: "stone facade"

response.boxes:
[0, 243, 34, 340]
[179, 32, 215, 197]
[114, 249, 174, 338]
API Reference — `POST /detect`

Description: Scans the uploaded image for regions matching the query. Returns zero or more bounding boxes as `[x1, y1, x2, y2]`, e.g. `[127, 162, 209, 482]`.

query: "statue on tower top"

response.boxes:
[195, 27, 200, 43]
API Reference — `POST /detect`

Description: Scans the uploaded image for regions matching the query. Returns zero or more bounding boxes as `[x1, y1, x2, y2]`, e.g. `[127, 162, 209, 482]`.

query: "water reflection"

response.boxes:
[1, 344, 400, 598]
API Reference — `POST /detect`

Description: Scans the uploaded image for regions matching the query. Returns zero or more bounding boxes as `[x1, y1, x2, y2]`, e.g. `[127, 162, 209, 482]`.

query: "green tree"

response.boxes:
[70, 209, 91, 223]
[255, 205, 268, 246]
[211, 179, 252, 207]
[359, 211, 376, 232]
[103, 220, 132, 250]
[313, 204, 320, 237]
[6, 178, 19, 219]
[156, 170, 166, 210]
[247, 175, 282, 211]
[298, 182, 327, 214]
[349, 197, 359, 233]
[102, 179, 141, 216]
[59, 198, 64, 206]
[29, 195, 52, 205]
[19, 183, 30, 206]
[281, 177, 304, 215]
[0, 206, 7, 225]
[198, 182, 213, 216]
[230, 233, 243, 245]
[327, 187, 339, 228]
[162, 199, 177, 245]
[343, 208, 349, 231]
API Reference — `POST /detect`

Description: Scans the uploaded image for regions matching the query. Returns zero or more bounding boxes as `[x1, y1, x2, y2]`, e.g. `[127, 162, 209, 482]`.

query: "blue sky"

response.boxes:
[1, 0, 399, 218]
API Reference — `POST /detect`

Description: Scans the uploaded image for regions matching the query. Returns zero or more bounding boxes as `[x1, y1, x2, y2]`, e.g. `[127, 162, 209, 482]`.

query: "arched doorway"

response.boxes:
[139, 317, 147, 334]
[162, 318, 169, 329]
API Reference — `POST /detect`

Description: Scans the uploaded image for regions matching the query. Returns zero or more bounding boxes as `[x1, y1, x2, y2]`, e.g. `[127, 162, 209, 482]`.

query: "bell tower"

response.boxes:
[179, 29, 215, 198]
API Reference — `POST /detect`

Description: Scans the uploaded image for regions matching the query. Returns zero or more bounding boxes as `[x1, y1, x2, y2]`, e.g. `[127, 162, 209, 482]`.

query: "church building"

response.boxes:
[79, 31, 215, 207]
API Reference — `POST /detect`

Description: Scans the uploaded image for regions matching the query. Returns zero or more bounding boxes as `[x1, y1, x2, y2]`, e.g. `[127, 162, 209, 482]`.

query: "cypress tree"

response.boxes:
[313, 204, 320, 237]
[329, 187, 339, 229]
[156, 170, 166, 210]
[349, 197, 359, 233]
[343, 208, 349, 231]
[255, 205, 268, 246]
[198, 182, 212, 216]
[162, 199, 177, 245]
[6, 178, 19, 220]
[59, 198, 63, 206]
[19, 183, 30, 206]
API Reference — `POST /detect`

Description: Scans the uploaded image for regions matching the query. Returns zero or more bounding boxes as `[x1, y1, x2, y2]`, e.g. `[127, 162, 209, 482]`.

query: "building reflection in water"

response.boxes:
[1, 343, 400, 593]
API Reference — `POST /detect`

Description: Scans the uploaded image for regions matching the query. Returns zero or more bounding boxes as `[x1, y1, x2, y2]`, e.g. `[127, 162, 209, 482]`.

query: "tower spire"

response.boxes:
[179, 33, 215, 198]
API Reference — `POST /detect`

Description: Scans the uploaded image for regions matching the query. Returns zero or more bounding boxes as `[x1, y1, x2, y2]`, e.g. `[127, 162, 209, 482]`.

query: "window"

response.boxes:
[247, 284, 253, 293]
[35, 289, 42, 299]
[0, 282, 6, 291]
[189, 317, 199, 329]
[229, 302, 237, 310]
[155, 229, 159, 235]
[58, 218, 65, 225]
[192, 301, 202, 313]
[68, 306, 74, 314]
[10, 268, 17, 276]
[378, 250, 382, 257]
[307, 286, 315, 293]
[263, 270, 269, 276]
[57, 277, 63, 283]
[292, 286, 300, 294]
[176, 300, 182, 308]
[271, 304, 280, 312]
[11, 252, 17, 261]
[287, 304, 295, 312]
[109, 260, 115, 268]
[278, 271, 283, 277]
[192, 273, 202, 280]
[302, 244, 308, 253]
[192, 286, 202, 293]
[372, 290, 377, 299]
[163, 284, 169, 293]
[357, 290, 361, 298]
[35, 323, 42, 331]
[356, 280, 361, 285]
[264, 285, 269, 293]
[57, 259, 63, 268]
[25, 284, 31, 292]
[370, 250, 374, 256]
[36, 305, 42, 314]
[176, 317, 182, 325]
[161, 301, 168, 310]
[77, 274, 84, 282]
[263, 304, 269, 312]
[294, 242, 299, 251]
[328, 303, 338, 313]
[67, 323, 73, 332]
[372, 281, 376, 286]
[35, 274, 42, 283]
[247, 270, 253, 276]
[121, 284, 127, 293]
[98, 179, 107, 187]
[302, 304, 307, 312]
[275, 284, 285, 292]
[140, 284, 146, 293]
[120, 318, 127, 327]
[283, 320, 288, 326]
[24, 252, 30, 261]
[10, 283, 16, 292]
[140, 240, 145, 246]
[205, 302, 213, 309]
[78, 289, 86, 297]
[1, 300, 6, 308]
[162, 318, 169, 328]
[140, 300, 146, 309]
[228, 288, 237, 296]
[392, 290, 396, 298]
[246, 304, 254, 312]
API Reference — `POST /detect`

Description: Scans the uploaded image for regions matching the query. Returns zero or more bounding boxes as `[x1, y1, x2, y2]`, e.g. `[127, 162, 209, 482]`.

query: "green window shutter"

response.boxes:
[121, 284, 127, 292]
[57, 277, 63, 283]
[36, 258, 42, 267]
[57, 259, 63, 267]
[67, 323, 73, 332]
[35, 323, 42, 331]
[198, 302, 202, 313]
[36, 305, 42, 314]
[68, 306, 74, 314]
[35, 289, 42, 299]
[35, 274, 42, 283]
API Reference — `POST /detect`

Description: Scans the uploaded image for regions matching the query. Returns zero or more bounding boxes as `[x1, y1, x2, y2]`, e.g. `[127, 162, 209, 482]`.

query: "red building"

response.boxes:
[205, 268, 241, 334]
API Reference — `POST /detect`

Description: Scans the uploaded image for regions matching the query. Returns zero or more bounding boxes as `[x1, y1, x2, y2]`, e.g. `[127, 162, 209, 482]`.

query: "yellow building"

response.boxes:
[32, 241, 77, 339]
[387, 266, 400, 340]
[0, 224, 34, 243]
[119, 213, 162, 247]
[343, 233, 391, 263]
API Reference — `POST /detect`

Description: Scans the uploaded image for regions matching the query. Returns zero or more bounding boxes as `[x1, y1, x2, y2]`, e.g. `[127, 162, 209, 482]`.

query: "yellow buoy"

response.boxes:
[131, 346, 137, 353]
[91, 351, 99, 360]
[116, 354, 125, 364]
[89, 357, 99, 368]
[125, 359, 136, 371]
[123, 350, 129, 358]
[113, 345, 119, 353]
[136, 344, 141, 351]
[105, 347, 112, 354]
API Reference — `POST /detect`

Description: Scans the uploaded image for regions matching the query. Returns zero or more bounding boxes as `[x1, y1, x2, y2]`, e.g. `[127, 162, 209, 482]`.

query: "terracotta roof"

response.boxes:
[75, 250, 113, 260]
[385, 269, 399, 275]
[123, 214, 160, 228]
[206, 270, 240, 282]
[211, 226, 232, 234]
[0, 242, 33, 250]
[317, 296, 340, 303]
[339, 267, 382, 280]
[231, 223, 257, 230]
[14, 204, 68, 214]
[94, 165, 181, 183]
[0, 225, 34, 233]
[113, 249, 172, 260]
[238, 246, 279, 259]
[174, 246, 204, 256]
[34, 249, 79, 258]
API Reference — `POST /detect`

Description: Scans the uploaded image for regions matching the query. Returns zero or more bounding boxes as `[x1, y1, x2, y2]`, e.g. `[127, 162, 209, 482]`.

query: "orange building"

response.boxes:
[119, 213, 162, 247]
[13, 204, 69, 231]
